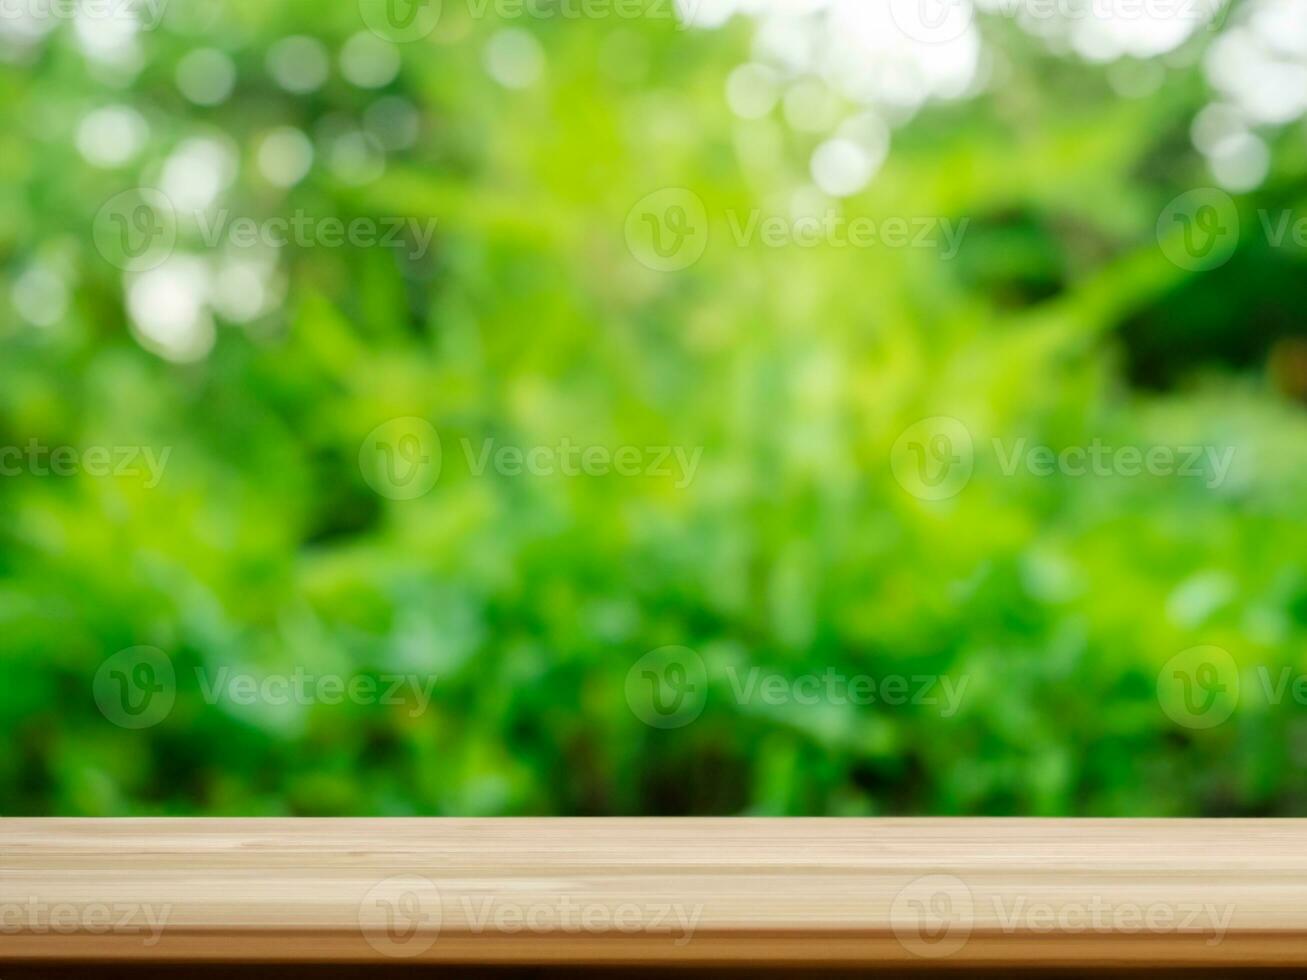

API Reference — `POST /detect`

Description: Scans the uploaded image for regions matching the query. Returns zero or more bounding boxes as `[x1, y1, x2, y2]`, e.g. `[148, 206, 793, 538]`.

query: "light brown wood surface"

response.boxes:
[3, 818, 1306, 966]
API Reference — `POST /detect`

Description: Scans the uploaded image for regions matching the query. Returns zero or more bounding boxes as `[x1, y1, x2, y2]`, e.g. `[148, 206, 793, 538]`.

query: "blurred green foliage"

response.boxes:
[3, 0, 1307, 818]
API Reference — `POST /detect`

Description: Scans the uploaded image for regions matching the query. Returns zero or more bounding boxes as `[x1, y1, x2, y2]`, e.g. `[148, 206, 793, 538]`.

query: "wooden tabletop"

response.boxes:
[3, 818, 1307, 966]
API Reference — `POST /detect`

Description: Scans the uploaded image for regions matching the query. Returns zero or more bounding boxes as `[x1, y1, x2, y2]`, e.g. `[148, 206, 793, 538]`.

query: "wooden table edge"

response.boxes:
[4, 817, 1306, 967]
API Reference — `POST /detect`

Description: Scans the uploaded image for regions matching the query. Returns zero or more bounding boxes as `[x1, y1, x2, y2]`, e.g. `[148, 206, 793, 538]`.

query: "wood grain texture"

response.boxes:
[3, 818, 1306, 966]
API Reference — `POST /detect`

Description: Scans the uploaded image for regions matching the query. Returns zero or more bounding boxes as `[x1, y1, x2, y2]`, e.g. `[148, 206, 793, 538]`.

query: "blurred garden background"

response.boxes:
[3, 0, 1307, 817]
